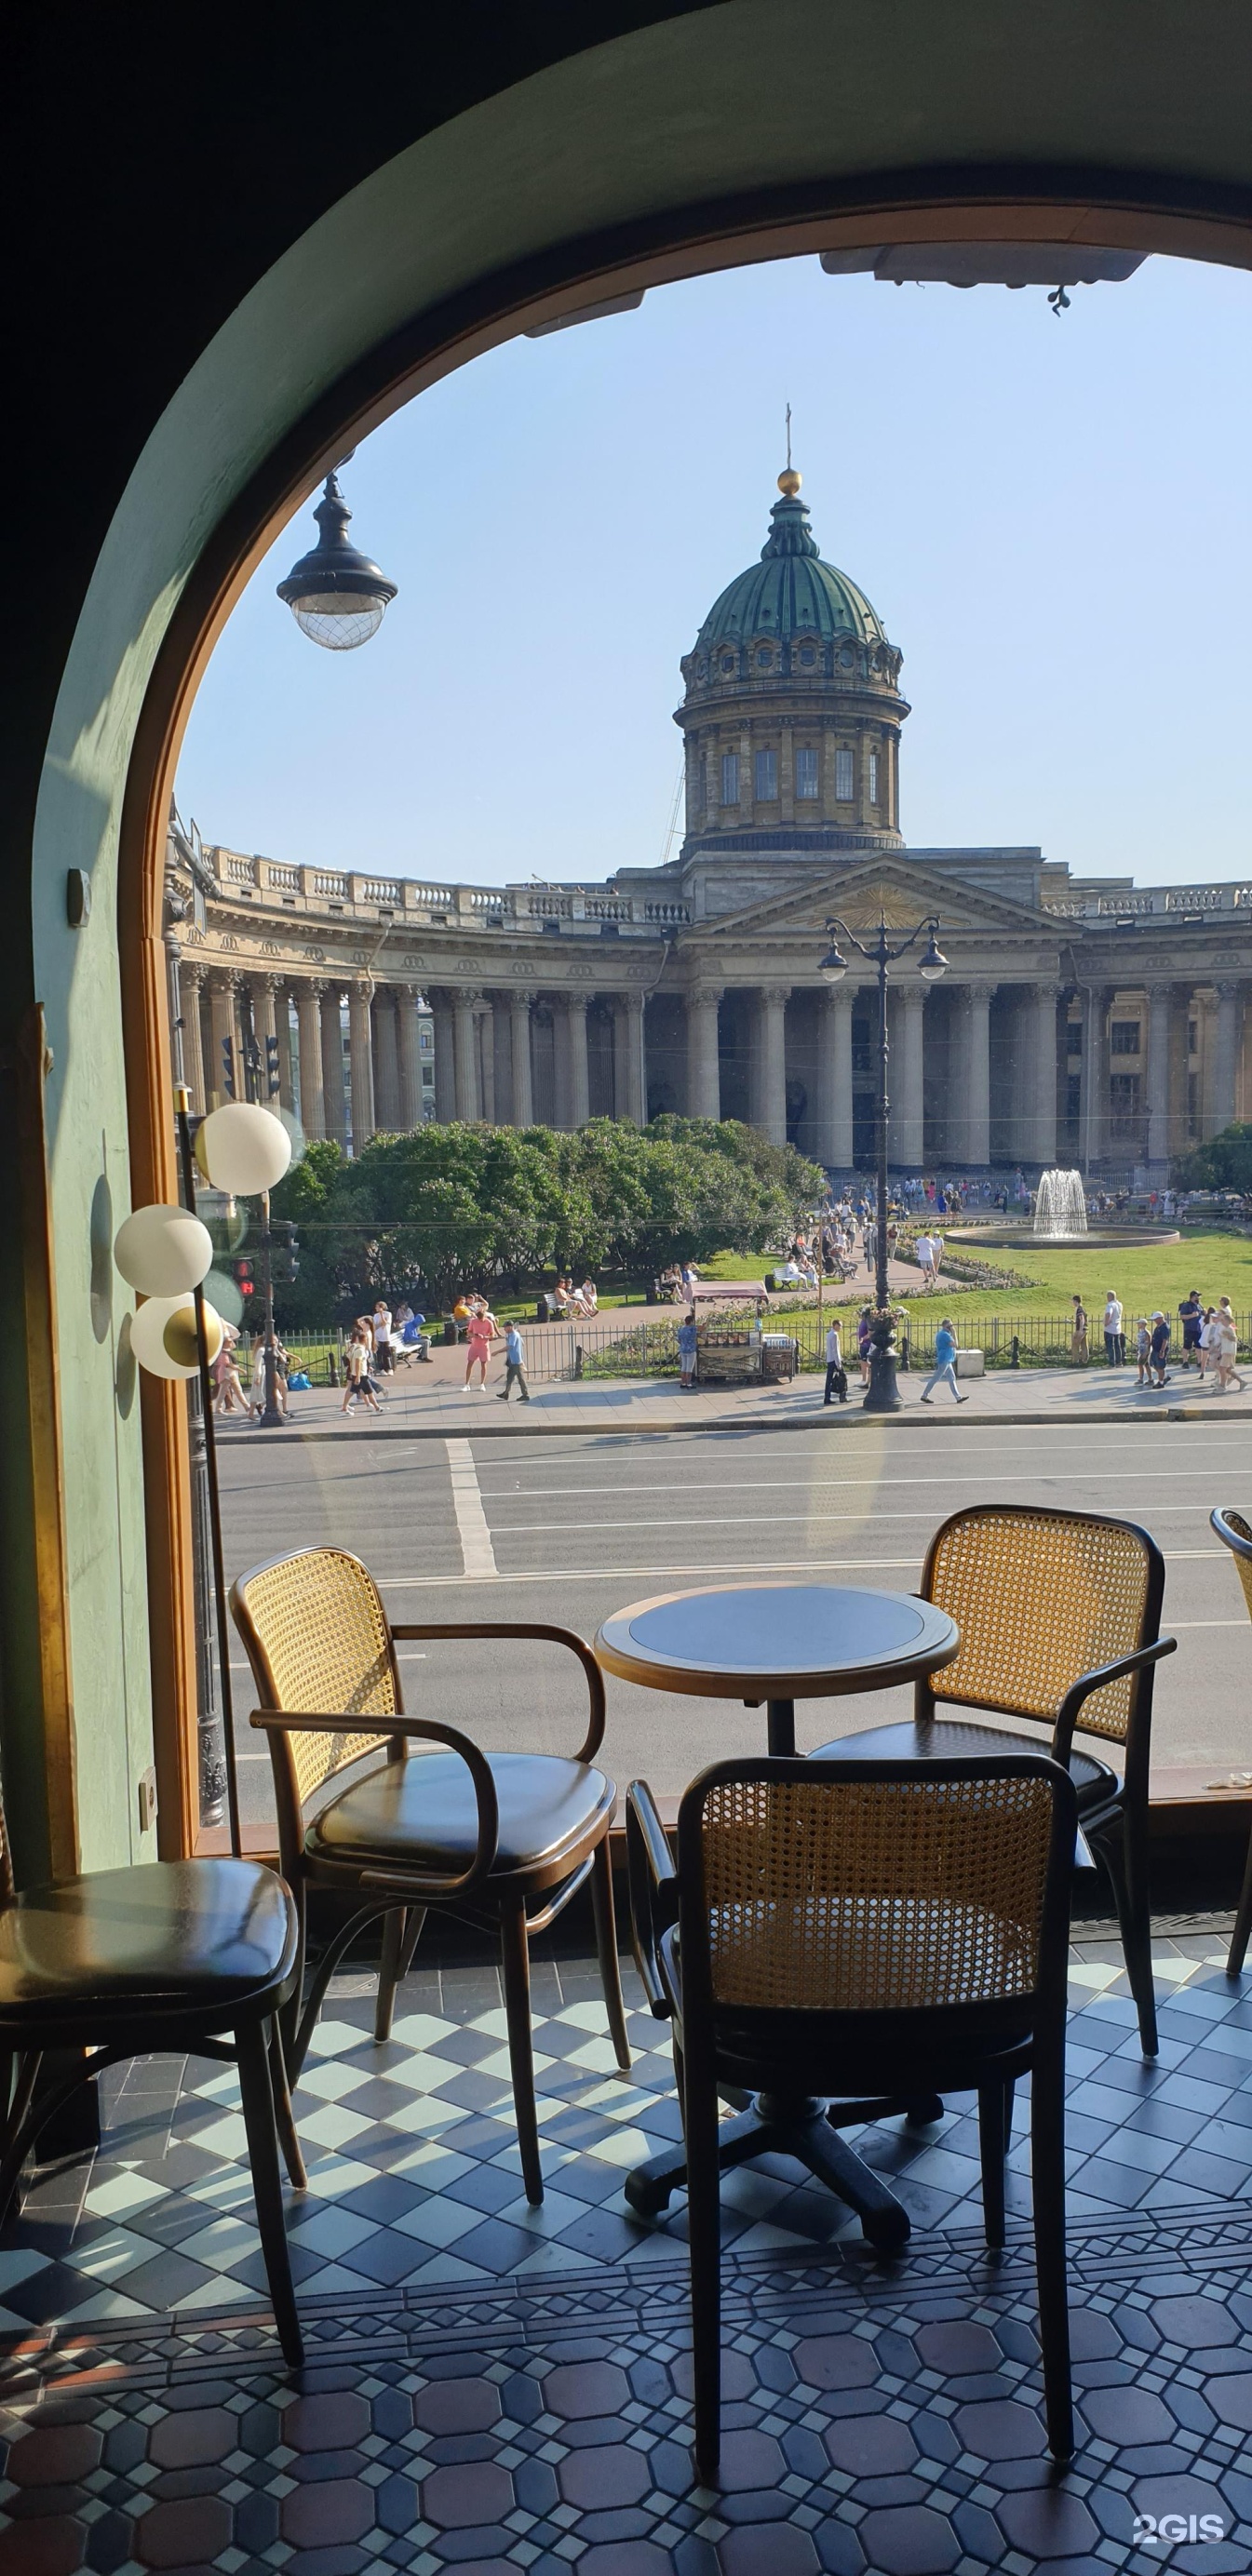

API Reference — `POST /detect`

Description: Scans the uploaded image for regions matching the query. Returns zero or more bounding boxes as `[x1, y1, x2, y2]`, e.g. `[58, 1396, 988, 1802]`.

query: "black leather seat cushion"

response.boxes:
[809, 1717, 1117, 1808]
[0, 1859, 297, 2022]
[310, 1752, 614, 1874]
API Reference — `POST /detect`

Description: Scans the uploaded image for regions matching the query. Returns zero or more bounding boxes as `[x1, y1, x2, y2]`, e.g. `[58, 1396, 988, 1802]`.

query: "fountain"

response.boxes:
[1033, 1168, 1088, 1239]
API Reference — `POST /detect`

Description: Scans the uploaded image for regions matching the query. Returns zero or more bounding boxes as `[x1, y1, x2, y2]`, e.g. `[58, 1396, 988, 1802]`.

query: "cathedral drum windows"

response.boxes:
[835, 746, 855, 801]
[720, 750, 740, 805]
[868, 749, 880, 807]
[754, 747, 778, 801]
[795, 745, 819, 799]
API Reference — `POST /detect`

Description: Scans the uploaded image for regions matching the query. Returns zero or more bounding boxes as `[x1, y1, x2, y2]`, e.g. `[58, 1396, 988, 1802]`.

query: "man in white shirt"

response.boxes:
[371, 1299, 394, 1374]
[823, 1321, 847, 1405]
[917, 1233, 934, 1291]
[1102, 1292, 1124, 1367]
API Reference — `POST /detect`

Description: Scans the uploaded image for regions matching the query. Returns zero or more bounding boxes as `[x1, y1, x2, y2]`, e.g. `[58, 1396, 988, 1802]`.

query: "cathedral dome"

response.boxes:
[690, 477, 897, 675]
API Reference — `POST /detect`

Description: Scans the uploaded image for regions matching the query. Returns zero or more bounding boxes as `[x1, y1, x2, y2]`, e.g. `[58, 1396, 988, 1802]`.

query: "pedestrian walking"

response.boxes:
[1102, 1291, 1124, 1366]
[1199, 1306, 1219, 1381]
[677, 1308, 698, 1389]
[212, 1326, 246, 1414]
[371, 1299, 394, 1373]
[916, 1232, 934, 1292]
[823, 1320, 848, 1406]
[1134, 1319, 1151, 1387]
[920, 1317, 968, 1404]
[499, 1319, 531, 1402]
[1178, 1289, 1204, 1368]
[1070, 1294, 1088, 1362]
[1215, 1300, 1244, 1394]
[342, 1326, 381, 1415]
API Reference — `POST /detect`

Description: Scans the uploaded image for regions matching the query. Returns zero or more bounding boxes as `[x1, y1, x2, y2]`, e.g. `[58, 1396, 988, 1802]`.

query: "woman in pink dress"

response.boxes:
[464, 1297, 498, 1390]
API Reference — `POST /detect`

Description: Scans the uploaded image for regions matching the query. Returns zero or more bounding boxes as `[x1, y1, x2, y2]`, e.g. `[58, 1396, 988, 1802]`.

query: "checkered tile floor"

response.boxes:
[5, 1927, 1252, 2571]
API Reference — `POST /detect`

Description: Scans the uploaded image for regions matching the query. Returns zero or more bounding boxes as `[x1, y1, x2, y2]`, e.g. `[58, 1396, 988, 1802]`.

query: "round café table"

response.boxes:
[595, 1579, 962, 2249]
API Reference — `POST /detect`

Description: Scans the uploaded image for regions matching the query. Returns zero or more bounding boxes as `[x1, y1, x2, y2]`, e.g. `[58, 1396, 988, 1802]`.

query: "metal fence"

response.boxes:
[275, 1311, 1251, 1387]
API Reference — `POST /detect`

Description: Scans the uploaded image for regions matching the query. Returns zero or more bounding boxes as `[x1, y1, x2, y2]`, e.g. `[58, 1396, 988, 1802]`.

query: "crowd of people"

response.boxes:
[1079, 1288, 1245, 1393]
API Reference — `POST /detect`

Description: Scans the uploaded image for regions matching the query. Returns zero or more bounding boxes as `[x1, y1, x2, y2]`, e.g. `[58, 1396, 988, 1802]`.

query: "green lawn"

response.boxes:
[704, 1230, 1252, 1324]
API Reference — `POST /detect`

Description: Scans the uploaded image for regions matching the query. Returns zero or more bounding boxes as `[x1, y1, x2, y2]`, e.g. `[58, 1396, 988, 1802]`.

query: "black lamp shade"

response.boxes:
[276, 471, 397, 649]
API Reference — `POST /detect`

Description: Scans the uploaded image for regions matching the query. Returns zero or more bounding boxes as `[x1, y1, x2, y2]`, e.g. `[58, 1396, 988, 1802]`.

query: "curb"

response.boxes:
[219, 1401, 1245, 1445]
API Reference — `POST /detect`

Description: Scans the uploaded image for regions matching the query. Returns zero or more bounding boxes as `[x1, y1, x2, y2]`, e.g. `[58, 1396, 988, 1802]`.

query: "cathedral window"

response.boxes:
[868, 750, 880, 805]
[756, 649, 772, 670]
[795, 746, 819, 799]
[1111, 1021, 1141, 1055]
[720, 751, 740, 805]
[720, 653, 736, 676]
[835, 747, 854, 801]
[754, 748, 777, 800]
[799, 644, 816, 668]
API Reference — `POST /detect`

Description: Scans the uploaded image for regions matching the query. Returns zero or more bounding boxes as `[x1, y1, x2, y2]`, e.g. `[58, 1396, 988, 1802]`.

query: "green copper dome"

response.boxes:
[693, 482, 892, 658]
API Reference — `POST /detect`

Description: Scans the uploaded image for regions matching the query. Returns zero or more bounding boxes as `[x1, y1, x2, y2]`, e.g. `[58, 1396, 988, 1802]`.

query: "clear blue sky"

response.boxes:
[176, 250, 1251, 891]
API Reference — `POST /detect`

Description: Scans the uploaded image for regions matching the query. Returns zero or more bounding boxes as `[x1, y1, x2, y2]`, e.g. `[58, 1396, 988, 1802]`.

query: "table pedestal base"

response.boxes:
[623, 2090, 943, 2249]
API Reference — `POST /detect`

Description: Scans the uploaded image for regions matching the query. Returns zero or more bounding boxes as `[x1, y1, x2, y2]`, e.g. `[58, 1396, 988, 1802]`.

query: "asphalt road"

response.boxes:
[216, 1418, 1252, 1825]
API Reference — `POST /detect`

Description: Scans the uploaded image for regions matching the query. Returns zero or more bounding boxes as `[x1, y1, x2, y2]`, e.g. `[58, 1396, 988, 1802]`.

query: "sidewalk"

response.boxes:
[217, 1358, 1252, 1442]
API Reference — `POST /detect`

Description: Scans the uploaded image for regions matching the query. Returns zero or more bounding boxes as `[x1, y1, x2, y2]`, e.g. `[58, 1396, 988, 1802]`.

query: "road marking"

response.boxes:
[478, 1467, 1242, 1502]
[446, 1439, 497, 1578]
[383, 1549, 1222, 1589]
[482, 1502, 1226, 1536]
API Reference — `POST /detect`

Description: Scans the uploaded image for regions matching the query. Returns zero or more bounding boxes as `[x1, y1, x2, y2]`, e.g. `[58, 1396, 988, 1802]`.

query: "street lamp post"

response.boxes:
[819, 914, 948, 1412]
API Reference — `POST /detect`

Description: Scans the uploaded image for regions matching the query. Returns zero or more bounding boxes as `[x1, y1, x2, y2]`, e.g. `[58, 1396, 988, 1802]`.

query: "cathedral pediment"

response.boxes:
[688, 851, 1052, 946]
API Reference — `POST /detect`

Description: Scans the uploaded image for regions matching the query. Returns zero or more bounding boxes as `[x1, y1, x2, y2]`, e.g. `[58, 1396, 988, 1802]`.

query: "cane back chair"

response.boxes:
[812, 1507, 1176, 2054]
[1211, 1509, 1252, 1975]
[231, 1546, 629, 2205]
[628, 1754, 1078, 2480]
[0, 1773, 305, 2365]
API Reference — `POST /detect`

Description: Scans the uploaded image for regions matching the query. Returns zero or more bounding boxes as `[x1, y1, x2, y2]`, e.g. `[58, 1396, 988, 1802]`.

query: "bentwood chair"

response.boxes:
[1210, 1509, 1252, 1975]
[0, 1779, 305, 2365]
[231, 1546, 630, 2206]
[629, 1754, 1078, 2480]
[811, 1507, 1176, 2056]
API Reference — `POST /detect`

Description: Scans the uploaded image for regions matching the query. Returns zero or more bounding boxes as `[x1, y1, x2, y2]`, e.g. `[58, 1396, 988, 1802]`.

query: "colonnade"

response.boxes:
[174, 958, 1248, 1171]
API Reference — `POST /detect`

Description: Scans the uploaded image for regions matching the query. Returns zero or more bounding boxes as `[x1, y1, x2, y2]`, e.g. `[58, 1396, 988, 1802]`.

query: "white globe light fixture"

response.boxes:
[276, 469, 397, 651]
[114, 1201, 213, 1297]
[196, 1100, 292, 1197]
[130, 1294, 225, 1382]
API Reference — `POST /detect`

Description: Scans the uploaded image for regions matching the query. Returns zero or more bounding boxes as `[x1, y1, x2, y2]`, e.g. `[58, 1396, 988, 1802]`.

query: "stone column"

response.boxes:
[1083, 986, 1109, 1170]
[477, 999, 496, 1123]
[181, 961, 207, 1113]
[814, 984, 855, 1168]
[207, 971, 237, 1107]
[755, 985, 789, 1147]
[320, 986, 346, 1144]
[397, 986, 424, 1129]
[895, 984, 926, 1169]
[452, 989, 480, 1120]
[613, 993, 645, 1124]
[347, 984, 376, 1152]
[492, 999, 512, 1125]
[1145, 983, 1173, 1168]
[1214, 981, 1243, 1134]
[565, 995, 590, 1129]
[249, 974, 278, 1098]
[686, 986, 722, 1121]
[373, 987, 401, 1130]
[276, 987, 297, 1112]
[428, 989, 455, 1121]
[510, 992, 535, 1127]
[954, 982, 992, 1168]
[1030, 983, 1058, 1168]
[294, 980, 326, 1139]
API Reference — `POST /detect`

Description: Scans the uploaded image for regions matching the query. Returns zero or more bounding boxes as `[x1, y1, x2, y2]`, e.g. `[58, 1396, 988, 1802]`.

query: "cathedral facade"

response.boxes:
[168, 472, 1252, 1176]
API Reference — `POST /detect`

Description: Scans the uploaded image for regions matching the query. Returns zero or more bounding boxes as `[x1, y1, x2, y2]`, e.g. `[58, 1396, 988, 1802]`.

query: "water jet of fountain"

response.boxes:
[1033, 1169, 1088, 1238]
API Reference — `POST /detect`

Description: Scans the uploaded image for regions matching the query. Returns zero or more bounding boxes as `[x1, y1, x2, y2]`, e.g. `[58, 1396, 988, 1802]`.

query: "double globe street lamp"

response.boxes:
[819, 915, 948, 1412]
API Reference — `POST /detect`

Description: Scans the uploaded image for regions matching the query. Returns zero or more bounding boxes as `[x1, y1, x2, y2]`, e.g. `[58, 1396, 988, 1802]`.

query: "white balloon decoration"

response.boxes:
[114, 1201, 213, 1296]
[129, 1294, 224, 1382]
[196, 1101, 291, 1195]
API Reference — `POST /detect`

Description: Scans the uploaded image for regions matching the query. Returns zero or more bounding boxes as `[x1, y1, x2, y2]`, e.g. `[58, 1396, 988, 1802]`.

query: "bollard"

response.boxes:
[327, 1348, 338, 1388]
[1010, 1333, 1020, 1370]
[900, 1333, 910, 1371]
[573, 1342, 584, 1380]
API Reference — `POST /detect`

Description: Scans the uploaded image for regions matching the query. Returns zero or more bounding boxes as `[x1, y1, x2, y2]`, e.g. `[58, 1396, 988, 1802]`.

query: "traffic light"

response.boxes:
[221, 1037, 236, 1100]
[269, 1220, 299, 1283]
[233, 1257, 253, 1295]
[264, 1035, 281, 1099]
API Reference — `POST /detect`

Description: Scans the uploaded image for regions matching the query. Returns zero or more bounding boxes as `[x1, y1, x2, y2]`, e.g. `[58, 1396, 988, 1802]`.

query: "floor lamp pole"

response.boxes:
[175, 1086, 242, 1857]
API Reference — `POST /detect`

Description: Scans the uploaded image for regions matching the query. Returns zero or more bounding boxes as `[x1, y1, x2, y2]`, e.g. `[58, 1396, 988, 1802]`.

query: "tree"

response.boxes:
[1179, 1122, 1252, 1195]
